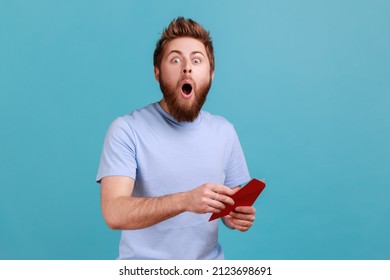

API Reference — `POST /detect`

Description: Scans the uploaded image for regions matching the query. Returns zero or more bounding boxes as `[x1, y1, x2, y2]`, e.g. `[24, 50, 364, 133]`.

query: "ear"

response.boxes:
[211, 70, 215, 81]
[154, 67, 160, 82]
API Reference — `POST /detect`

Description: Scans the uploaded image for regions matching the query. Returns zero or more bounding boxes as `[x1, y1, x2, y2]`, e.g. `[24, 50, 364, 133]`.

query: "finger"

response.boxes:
[229, 211, 255, 222]
[230, 218, 254, 230]
[202, 206, 221, 214]
[212, 184, 236, 196]
[230, 186, 241, 194]
[210, 185, 236, 205]
[234, 206, 256, 215]
[225, 216, 253, 232]
[208, 198, 228, 211]
[212, 192, 234, 205]
[235, 225, 251, 232]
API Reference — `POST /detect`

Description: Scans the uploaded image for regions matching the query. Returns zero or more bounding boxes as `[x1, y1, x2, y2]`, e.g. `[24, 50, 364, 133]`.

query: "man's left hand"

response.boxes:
[222, 206, 256, 232]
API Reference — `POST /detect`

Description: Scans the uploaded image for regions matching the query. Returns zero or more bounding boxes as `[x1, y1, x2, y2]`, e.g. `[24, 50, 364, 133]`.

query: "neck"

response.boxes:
[159, 99, 170, 115]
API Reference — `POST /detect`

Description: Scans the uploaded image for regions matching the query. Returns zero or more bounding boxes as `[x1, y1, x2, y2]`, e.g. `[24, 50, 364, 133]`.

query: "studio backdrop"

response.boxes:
[1, 0, 389, 259]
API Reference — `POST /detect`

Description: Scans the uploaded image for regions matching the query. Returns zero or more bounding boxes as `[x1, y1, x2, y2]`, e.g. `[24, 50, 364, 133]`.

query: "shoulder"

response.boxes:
[201, 110, 236, 133]
[109, 103, 159, 130]
[104, 104, 158, 143]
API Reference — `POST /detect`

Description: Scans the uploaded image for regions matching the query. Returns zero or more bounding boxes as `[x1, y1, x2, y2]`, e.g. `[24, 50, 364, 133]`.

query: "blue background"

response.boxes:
[1, 0, 389, 259]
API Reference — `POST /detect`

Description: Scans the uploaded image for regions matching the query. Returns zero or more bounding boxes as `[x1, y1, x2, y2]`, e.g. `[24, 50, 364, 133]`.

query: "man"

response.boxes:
[96, 17, 255, 260]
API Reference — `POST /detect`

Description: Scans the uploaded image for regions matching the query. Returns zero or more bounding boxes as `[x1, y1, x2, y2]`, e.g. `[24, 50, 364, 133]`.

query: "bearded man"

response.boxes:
[96, 17, 255, 260]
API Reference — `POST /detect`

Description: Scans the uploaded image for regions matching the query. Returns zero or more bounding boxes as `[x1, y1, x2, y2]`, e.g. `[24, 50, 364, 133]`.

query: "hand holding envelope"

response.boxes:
[209, 178, 266, 222]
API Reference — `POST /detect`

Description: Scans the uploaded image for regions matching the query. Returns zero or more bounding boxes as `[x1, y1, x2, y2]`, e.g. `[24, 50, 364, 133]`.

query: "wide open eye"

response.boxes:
[172, 57, 181, 64]
[193, 58, 201, 64]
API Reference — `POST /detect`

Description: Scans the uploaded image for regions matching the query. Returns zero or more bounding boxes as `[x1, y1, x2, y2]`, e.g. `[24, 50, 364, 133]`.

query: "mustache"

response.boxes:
[178, 77, 194, 85]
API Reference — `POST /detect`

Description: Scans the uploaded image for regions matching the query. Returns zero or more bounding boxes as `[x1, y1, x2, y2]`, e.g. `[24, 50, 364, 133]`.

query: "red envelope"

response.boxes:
[208, 178, 266, 221]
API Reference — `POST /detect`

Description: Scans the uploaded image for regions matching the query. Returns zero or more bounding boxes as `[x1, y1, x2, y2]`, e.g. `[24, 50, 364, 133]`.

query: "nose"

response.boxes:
[182, 60, 192, 74]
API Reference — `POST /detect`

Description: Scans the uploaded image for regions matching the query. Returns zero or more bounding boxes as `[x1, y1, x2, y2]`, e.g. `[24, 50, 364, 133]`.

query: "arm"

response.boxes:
[100, 176, 235, 230]
[221, 186, 256, 232]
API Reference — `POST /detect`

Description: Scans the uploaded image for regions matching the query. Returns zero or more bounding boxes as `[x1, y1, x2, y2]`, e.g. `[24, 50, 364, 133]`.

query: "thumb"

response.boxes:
[230, 186, 241, 194]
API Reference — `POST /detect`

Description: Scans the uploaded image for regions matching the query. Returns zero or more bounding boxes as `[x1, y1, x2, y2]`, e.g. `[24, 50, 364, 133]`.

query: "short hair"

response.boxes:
[153, 17, 215, 71]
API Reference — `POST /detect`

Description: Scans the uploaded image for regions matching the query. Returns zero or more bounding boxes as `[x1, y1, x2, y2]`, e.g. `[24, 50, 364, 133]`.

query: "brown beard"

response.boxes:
[159, 74, 212, 122]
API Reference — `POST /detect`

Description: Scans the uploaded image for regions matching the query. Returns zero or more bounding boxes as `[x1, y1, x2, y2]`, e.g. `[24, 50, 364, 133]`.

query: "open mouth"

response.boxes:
[182, 83, 193, 96]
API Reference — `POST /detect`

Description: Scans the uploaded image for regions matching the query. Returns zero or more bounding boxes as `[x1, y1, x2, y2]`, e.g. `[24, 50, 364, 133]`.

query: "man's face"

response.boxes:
[155, 37, 214, 122]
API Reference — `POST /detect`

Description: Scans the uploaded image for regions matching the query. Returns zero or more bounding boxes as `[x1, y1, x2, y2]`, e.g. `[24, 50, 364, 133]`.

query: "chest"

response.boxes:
[134, 127, 230, 194]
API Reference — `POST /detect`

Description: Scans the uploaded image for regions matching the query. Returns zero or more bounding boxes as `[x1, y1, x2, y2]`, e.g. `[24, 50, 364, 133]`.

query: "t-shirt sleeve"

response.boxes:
[96, 117, 137, 183]
[224, 126, 251, 187]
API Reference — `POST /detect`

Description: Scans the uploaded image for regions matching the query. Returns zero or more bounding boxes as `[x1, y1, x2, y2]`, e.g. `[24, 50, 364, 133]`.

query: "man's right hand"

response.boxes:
[101, 177, 236, 230]
[185, 184, 235, 214]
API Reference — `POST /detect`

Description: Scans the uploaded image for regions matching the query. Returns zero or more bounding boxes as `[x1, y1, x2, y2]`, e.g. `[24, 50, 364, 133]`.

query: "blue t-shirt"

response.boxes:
[96, 102, 250, 259]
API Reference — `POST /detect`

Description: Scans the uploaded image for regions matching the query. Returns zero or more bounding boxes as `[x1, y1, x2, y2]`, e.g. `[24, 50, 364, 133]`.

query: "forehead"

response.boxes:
[163, 37, 207, 56]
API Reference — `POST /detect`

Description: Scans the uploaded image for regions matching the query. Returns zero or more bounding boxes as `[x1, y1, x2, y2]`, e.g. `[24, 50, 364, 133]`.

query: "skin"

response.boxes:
[101, 37, 255, 232]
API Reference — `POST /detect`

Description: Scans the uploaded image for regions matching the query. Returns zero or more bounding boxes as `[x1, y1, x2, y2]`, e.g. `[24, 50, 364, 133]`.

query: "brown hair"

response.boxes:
[153, 17, 215, 71]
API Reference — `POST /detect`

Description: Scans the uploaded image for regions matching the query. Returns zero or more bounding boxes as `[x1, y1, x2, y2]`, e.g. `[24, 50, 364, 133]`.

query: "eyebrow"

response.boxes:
[167, 50, 206, 57]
